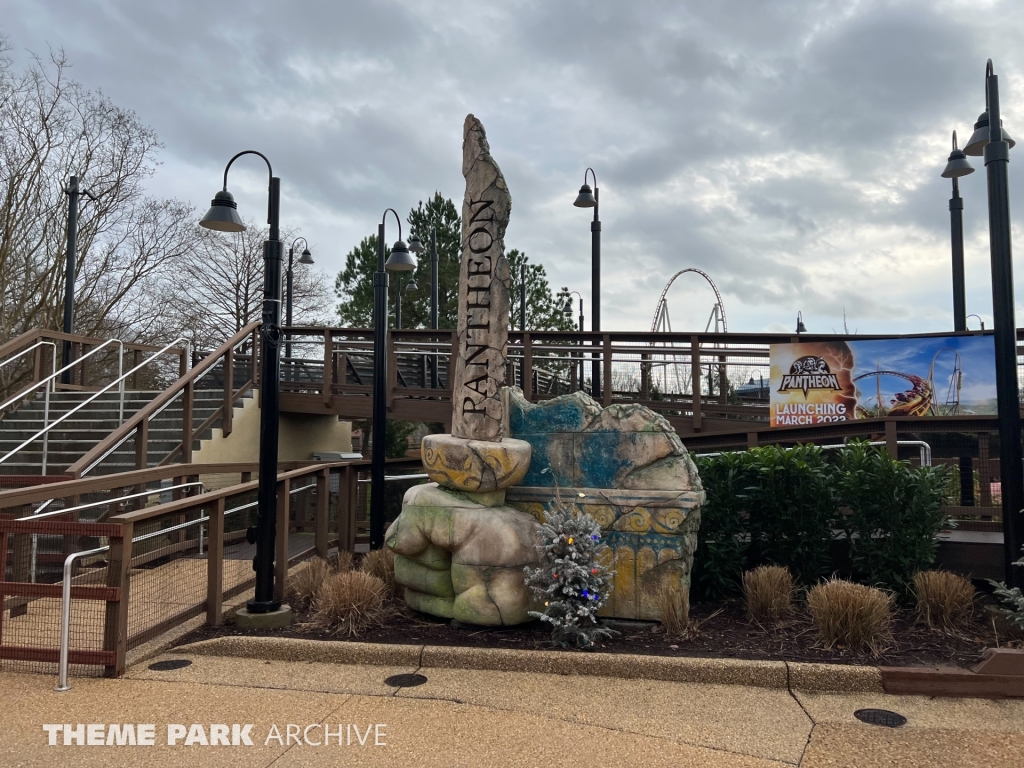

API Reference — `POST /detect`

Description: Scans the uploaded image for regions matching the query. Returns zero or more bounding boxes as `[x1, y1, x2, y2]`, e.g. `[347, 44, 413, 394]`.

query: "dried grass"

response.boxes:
[743, 565, 793, 622]
[913, 570, 975, 629]
[360, 548, 399, 598]
[655, 583, 690, 637]
[287, 557, 332, 609]
[331, 550, 353, 573]
[806, 578, 893, 654]
[307, 571, 389, 637]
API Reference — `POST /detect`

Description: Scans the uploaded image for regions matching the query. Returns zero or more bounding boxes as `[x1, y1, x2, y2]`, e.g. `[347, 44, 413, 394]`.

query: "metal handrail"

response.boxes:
[0, 341, 58, 473]
[0, 337, 188, 469]
[19, 481, 206, 521]
[0, 340, 58, 373]
[0, 338, 123, 413]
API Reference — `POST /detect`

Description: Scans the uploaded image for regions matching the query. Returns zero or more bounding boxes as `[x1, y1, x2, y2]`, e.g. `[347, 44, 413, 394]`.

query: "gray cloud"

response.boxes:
[3, 0, 1024, 336]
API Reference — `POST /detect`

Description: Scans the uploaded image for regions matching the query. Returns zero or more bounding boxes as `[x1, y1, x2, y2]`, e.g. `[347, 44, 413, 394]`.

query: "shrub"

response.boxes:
[308, 571, 389, 636]
[743, 444, 836, 584]
[361, 547, 399, 598]
[288, 557, 332, 609]
[989, 546, 1024, 632]
[807, 578, 893, 654]
[332, 549, 353, 573]
[835, 441, 951, 592]
[692, 451, 749, 600]
[912, 570, 974, 628]
[743, 565, 793, 622]
[654, 583, 689, 637]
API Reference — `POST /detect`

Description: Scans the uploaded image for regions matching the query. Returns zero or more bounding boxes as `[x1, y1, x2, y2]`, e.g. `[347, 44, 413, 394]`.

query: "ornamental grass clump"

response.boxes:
[308, 571, 389, 637]
[287, 557, 332, 609]
[360, 547, 399, 599]
[331, 549, 353, 573]
[524, 497, 617, 649]
[743, 565, 793, 622]
[806, 578, 893, 654]
[912, 570, 975, 629]
[655, 583, 690, 637]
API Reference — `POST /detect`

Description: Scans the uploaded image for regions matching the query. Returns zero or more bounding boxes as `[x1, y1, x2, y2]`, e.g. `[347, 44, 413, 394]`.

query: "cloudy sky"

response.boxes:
[4, 0, 1024, 335]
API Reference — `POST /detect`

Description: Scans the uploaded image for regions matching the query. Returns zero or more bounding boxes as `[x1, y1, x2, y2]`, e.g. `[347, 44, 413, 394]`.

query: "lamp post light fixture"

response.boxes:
[941, 131, 975, 331]
[370, 209, 416, 550]
[795, 311, 807, 335]
[967, 313, 986, 331]
[972, 60, 1024, 588]
[199, 149, 286, 615]
[60, 176, 98, 385]
[573, 168, 602, 399]
[395, 275, 419, 329]
[285, 237, 313, 365]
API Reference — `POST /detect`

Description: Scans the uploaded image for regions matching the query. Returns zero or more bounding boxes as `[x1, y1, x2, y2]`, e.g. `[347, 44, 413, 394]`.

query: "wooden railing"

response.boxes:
[66, 323, 261, 478]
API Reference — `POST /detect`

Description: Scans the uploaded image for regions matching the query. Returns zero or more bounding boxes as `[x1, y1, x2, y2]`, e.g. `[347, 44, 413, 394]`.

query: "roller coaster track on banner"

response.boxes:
[851, 348, 962, 418]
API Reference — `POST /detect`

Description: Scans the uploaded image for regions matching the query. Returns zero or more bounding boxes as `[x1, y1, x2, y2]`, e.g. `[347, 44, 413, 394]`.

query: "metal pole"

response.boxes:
[950, 177, 967, 332]
[249, 175, 283, 612]
[983, 62, 1024, 589]
[430, 227, 439, 387]
[591, 185, 602, 399]
[395, 278, 402, 330]
[61, 176, 79, 385]
[520, 263, 526, 388]
[285, 246, 294, 365]
[370, 223, 389, 549]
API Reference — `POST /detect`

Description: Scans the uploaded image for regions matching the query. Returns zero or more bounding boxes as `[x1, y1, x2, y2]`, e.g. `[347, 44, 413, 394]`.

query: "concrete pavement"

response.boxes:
[1, 652, 1022, 767]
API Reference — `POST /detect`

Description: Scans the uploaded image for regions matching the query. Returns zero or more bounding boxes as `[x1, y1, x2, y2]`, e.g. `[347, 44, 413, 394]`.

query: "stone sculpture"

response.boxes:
[385, 115, 540, 625]
[386, 114, 703, 626]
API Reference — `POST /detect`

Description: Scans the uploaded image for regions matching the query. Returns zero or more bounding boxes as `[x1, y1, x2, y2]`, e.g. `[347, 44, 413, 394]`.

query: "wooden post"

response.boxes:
[206, 498, 225, 626]
[719, 353, 728, 406]
[103, 521, 133, 677]
[181, 380, 194, 464]
[134, 420, 149, 471]
[0, 530, 8, 649]
[447, 330, 458, 391]
[316, 469, 329, 558]
[322, 329, 333, 407]
[223, 344, 234, 437]
[32, 345, 42, 385]
[274, 478, 291, 603]
[602, 334, 613, 407]
[640, 353, 651, 400]
[691, 336, 702, 431]
[132, 350, 141, 390]
[980, 433, 993, 508]
[523, 333, 533, 400]
[885, 419, 898, 460]
[9, 534, 29, 617]
[78, 343, 86, 387]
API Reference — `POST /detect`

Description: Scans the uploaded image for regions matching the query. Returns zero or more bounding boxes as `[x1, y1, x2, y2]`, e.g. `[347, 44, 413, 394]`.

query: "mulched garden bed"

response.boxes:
[173, 597, 1016, 670]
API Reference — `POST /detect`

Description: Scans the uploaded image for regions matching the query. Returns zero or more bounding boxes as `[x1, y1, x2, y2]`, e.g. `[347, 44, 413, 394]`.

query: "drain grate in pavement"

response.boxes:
[384, 673, 428, 688]
[148, 659, 193, 672]
[854, 708, 907, 728]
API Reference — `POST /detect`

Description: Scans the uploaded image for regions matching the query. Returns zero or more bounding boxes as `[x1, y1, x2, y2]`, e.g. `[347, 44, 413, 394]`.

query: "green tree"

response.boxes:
[506, 249, 576, 332]
[335, 194, 577, 332]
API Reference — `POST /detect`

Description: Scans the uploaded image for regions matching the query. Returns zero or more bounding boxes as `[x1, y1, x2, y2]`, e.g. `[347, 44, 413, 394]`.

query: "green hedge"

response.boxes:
[691, 441, 952, 601]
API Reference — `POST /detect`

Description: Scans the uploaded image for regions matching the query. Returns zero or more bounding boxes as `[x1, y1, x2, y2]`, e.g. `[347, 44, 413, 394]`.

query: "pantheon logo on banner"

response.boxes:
[41, 723, 387, 747]
[777, 356, 841, 397]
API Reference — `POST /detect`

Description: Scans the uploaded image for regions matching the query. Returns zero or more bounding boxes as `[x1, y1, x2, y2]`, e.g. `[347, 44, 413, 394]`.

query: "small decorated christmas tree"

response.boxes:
[524, 493, 616, 648]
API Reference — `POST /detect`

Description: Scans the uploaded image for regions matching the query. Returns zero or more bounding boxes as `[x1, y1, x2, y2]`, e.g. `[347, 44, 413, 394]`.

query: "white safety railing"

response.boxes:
[0, 340, 58, 472]
[0, 337, 189, 471]
[0, 339, 124, 474]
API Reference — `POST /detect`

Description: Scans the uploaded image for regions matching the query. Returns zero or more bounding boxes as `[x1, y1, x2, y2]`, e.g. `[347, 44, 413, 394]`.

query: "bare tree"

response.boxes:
[0, 39, 200, 349]
[158, 220, 333, 353]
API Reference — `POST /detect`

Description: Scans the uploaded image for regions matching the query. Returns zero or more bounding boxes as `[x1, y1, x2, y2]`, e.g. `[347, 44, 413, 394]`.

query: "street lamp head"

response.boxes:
[964, 110, 1016, 156]
[406, 277, 419, 292]
[563, 297, 574, 316]
[408, 233, 425, 254]
[297, 248, 314, 265]
[199, 189, 245, 232]
[385, 239, 417, 271]
[573, 183, 597, 208]
[796, 311, 807, 334]
[942, 132, 975, 179]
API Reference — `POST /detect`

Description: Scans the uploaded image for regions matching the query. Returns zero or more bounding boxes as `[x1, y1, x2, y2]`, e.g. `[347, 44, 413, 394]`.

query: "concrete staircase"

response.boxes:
[0, 388, 249, 476]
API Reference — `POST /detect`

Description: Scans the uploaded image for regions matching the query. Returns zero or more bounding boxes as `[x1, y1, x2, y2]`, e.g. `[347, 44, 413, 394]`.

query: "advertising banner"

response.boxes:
[769, 335, 997, 427]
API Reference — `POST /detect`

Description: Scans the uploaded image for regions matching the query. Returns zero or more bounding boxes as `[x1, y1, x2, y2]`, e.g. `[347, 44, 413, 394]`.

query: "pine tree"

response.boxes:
[524, 493, 616, 648]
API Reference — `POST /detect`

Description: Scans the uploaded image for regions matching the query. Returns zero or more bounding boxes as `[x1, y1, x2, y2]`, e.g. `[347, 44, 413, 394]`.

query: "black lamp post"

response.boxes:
[795, 312, 807, 335]
[395, 275, 418, 329]
[574, 168, 601, 398]
[942, 131, 975, 331]
[200, 150, 286, 614]
[563, 291, 585, 387]
[60, 176, 97, 385]
[965, 60, 1024, 588]
[285, 237, 313, 367]
[942, 132, 976, 507]
[370, 209, 416, 550]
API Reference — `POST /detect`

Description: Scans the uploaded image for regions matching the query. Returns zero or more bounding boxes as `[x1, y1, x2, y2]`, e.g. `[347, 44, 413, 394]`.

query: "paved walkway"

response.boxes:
[2, 652, 1022, 767]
